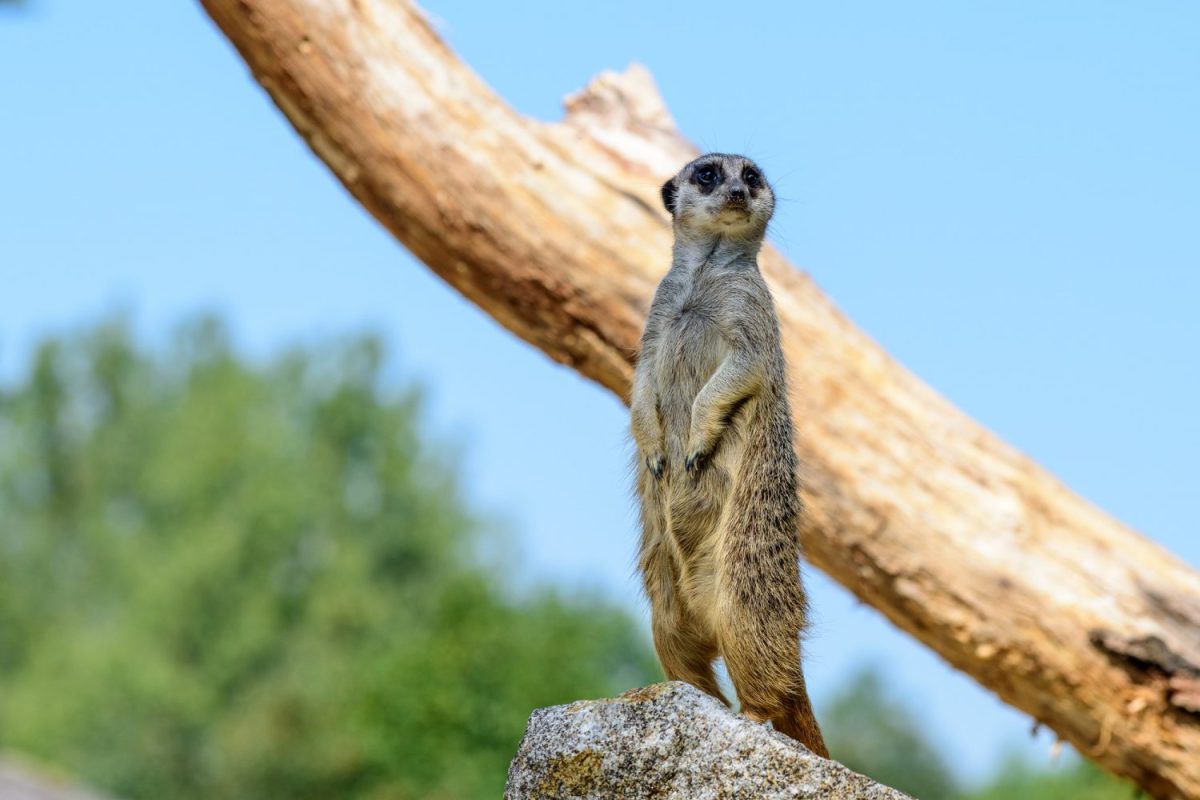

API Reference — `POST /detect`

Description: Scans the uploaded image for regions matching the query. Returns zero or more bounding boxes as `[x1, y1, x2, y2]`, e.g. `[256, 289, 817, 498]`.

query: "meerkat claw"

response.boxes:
[646, 454, 666, 479]
[685, 451, 707, 474]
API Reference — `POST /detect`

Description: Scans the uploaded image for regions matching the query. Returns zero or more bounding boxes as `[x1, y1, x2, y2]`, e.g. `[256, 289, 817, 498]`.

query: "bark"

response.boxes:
[197, 1, 1200, 796]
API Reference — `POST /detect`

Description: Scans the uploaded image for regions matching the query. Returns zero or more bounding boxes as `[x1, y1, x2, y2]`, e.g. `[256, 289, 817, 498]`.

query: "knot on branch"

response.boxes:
[1090, 629, 1200, 715]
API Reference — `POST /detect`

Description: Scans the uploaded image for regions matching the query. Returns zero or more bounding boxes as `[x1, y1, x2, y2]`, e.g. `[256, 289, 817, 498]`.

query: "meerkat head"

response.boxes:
[660, 153, 775, 240]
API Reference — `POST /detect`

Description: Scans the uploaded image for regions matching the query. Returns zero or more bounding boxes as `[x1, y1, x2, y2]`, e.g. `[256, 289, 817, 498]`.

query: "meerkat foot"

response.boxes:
[741, 708, 771, 725]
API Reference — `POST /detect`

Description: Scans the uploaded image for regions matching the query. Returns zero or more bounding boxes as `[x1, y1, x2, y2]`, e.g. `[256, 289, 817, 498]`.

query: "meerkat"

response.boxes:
[630, 153, 828, 757]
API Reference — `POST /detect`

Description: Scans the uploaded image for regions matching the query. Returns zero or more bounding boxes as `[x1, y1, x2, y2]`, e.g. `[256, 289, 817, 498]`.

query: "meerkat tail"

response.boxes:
[772, 692, 829, 758]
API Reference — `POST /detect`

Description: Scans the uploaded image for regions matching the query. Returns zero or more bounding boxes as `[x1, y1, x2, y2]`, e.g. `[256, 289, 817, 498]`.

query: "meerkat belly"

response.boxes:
[654, 308, 727, 447]
[653, 307, 737, 625]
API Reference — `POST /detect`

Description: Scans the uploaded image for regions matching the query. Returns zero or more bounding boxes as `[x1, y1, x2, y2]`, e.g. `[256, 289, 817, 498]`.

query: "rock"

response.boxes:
[0, 760, 115, 800]
[505, 682, 910, 800]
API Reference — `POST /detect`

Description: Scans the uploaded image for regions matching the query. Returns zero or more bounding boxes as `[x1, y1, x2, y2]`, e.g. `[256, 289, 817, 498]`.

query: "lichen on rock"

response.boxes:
[505, 682, 911, 799]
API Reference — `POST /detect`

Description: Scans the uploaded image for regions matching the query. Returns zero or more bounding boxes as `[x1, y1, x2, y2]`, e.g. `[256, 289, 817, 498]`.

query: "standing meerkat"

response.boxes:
[631, 153, 828, 757]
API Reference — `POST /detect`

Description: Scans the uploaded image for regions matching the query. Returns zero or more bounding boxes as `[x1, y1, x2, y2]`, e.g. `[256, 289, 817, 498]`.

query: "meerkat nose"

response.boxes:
[729, 187, 746, 201]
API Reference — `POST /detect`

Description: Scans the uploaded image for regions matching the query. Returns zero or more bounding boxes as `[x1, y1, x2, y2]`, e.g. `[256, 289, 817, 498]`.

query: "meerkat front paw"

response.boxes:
[684, 447, 710, 475]
[685, 410, 722, 476]
[645, 451, 666, 479]
[631, 394, 667, 480]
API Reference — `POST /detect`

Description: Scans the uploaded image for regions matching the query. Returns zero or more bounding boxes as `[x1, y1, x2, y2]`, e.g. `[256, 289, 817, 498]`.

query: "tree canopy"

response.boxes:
[821, 666, 1132, 800]
[0, 318, 1137, 799]
[0, 318, 657, 799]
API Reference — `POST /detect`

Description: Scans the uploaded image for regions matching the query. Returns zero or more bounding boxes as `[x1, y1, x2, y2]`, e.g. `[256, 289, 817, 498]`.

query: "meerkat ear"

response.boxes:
[660, 178, 678, 216]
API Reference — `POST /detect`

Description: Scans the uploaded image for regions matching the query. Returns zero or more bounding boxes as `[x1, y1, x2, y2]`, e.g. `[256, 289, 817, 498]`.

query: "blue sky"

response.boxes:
[2, 0, 1197, 785]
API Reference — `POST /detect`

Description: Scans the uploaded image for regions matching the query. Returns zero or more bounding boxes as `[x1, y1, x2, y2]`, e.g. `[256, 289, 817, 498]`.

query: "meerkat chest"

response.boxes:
[651, 280, 730, 398]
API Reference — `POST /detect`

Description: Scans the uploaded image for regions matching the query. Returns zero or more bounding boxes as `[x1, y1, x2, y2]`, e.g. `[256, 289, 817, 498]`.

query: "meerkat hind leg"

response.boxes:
[725, 653, 829, 756]
[642, 533, 730, 705]
[652, 614, 729, 706]
[718, 584, 829, 757]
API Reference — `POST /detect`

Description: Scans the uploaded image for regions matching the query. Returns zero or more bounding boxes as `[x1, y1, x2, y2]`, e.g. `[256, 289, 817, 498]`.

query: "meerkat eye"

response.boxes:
[696, 166, 718, 186]
[743, 168, 761, 187]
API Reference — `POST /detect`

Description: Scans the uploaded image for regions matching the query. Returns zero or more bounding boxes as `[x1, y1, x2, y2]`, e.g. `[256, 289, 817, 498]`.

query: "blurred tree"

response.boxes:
[821, 665, 1136, 800]
[964, 756, 1135, 800]
[0, 317, 658, 800]
[823, 666, 960, 799]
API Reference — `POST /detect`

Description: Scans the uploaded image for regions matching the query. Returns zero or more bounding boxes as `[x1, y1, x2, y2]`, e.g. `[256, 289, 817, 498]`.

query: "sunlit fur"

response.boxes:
[632, 154, 828, 756]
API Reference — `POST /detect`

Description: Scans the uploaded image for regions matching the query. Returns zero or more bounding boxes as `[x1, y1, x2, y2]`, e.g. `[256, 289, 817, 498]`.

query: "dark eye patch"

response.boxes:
[741, 165, 765, 197]
[690, 162, 723, 194]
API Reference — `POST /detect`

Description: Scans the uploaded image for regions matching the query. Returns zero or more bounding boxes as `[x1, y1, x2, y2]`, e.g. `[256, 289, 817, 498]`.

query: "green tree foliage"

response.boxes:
[824, 666, 960, 800]
[963, 757, 1135, 800]
[823, 666, 1136, 800]
[0, 317, 658, 800]
[0, 317, 1142, 800]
